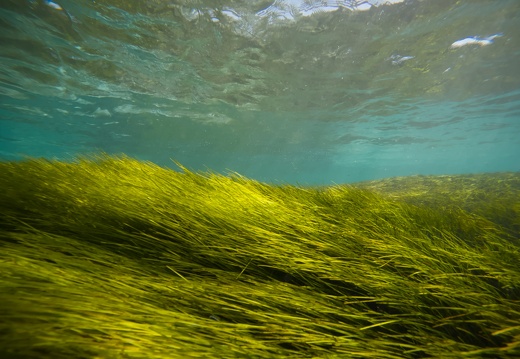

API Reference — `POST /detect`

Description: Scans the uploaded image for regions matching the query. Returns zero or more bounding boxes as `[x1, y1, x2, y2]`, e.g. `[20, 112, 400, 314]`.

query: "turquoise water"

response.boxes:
[1, 0, 519, 184]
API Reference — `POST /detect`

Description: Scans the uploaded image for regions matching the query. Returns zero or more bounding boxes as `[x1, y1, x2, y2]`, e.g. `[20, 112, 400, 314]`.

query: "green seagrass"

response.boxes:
[0, 155, 519, 358]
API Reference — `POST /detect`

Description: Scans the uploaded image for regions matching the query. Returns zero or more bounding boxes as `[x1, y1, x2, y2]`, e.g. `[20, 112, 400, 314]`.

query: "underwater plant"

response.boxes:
[0, 155, 519, 358]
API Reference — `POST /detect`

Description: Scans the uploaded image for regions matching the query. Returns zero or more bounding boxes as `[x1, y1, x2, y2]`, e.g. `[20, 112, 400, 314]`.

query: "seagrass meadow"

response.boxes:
[1, 155, 519, 359]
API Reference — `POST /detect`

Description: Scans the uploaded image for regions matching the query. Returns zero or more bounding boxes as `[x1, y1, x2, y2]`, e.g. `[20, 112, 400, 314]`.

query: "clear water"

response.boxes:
[1, 0, 519, 184]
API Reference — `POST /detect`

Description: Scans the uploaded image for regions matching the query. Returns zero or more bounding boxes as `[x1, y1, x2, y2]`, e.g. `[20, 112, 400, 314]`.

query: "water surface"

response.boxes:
[1, 0, 519, 184]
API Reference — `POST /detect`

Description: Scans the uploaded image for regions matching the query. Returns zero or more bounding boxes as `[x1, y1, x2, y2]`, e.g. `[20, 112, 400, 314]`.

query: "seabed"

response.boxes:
[1, 155, 519, 358]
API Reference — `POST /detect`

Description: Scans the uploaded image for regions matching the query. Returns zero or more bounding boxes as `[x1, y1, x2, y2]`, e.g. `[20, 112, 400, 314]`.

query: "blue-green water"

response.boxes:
[1, 0, 519, 184]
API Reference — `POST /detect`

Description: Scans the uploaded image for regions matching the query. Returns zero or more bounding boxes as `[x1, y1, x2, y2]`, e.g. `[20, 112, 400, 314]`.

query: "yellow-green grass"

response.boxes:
[0, 155, 519, 358]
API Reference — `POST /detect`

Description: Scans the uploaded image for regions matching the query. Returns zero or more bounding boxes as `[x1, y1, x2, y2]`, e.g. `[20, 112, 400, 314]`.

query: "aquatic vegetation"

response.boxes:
[0, 155, 519, 358]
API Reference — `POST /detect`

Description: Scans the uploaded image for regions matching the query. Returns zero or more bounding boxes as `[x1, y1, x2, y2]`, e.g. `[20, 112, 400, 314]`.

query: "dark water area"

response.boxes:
[1, 0, 519, 184]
